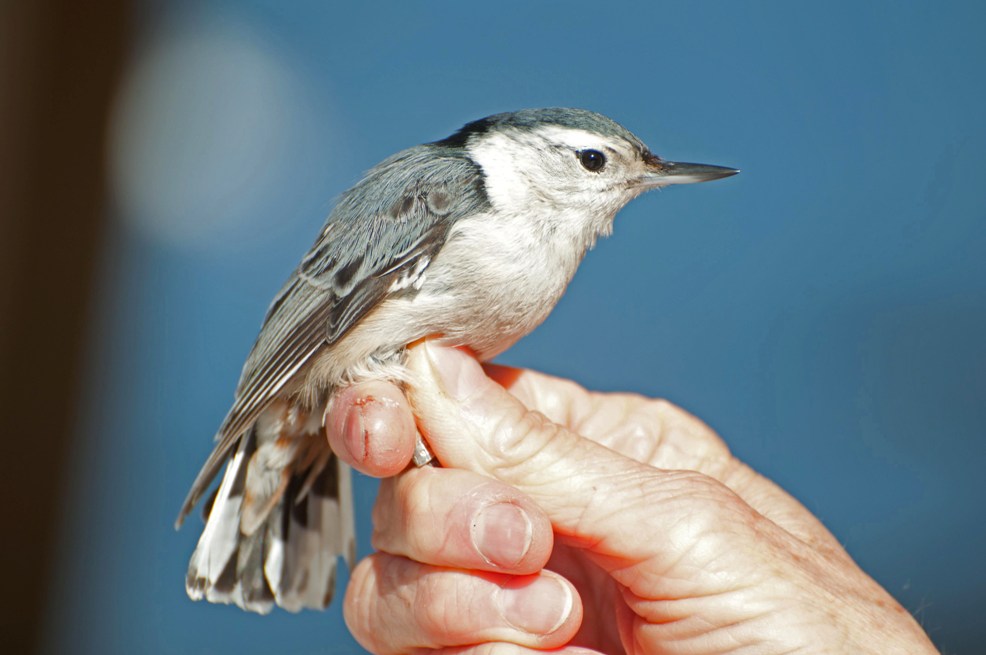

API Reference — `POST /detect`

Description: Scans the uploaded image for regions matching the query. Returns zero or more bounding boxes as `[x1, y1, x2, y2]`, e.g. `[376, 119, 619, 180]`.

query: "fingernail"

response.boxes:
[496, 575, 573, 635]
[471, 502, 533, 568]
[342, 404, 367, 463]
[423, 342, 486, 401]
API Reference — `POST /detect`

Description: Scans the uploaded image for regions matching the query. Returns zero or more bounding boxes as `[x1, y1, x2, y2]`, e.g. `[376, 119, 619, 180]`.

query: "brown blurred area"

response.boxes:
[0, 2, 130, 652]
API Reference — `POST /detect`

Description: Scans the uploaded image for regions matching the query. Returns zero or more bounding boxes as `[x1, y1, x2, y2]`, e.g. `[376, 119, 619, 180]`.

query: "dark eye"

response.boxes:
[578, 149, 606, 172]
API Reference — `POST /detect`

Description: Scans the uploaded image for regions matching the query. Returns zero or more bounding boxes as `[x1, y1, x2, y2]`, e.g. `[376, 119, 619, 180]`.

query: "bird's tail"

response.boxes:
[185, 403, 355, 613]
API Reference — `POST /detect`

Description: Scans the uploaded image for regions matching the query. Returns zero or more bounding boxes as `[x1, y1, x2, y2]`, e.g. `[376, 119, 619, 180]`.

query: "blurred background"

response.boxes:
[2, 1, 983, 653]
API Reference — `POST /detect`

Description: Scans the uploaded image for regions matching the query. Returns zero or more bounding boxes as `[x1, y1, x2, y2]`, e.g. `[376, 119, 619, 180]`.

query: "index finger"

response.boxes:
[483, 364, 731, 474]
[484, 364, 849, 557]
[412, 344, 848, 564]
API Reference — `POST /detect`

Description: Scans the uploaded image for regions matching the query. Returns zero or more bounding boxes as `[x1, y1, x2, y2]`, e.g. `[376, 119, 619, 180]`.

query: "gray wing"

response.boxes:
[177, 146, 489, 525]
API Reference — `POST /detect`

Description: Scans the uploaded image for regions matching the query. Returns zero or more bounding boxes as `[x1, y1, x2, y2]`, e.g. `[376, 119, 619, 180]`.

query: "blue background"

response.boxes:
[42, 2, 985, 653]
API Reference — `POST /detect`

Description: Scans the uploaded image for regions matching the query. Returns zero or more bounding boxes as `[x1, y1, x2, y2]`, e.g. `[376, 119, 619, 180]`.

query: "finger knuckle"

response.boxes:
[487, 408, 560, 469]
[658, 471, 756, 549]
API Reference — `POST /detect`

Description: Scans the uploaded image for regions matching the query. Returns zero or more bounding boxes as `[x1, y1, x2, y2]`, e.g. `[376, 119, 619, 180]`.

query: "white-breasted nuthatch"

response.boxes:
[177, 108, 737, 613]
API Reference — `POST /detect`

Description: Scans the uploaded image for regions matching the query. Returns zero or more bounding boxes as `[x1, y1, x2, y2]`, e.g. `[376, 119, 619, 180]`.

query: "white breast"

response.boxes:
[422, 209, 586, 358]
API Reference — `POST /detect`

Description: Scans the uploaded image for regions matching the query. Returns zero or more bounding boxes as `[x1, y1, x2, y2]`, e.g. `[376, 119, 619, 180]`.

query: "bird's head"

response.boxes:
[437, 108, 737, 238]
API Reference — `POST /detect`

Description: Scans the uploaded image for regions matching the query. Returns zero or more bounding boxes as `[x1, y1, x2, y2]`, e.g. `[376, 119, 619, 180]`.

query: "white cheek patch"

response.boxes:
[468, 128, 614, 212]
[466, 131, 543, 214]
[466, 125, 637, 227]
[466, 131, 529, 210]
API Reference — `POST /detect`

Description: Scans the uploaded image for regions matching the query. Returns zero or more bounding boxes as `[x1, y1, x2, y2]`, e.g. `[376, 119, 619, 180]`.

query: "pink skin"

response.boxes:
[327, 343, 938, 655]
[325, 381, 416, 477]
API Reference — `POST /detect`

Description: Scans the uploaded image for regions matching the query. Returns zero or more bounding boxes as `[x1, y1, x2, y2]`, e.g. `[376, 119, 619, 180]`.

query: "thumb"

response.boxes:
[406, 342, 669, 545]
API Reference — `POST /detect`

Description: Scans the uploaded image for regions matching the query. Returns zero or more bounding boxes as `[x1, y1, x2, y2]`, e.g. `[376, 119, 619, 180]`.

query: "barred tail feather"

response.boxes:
[186, 428, 257, 607]
[266, 460, 355, 611]
[185, 414, 355, 613]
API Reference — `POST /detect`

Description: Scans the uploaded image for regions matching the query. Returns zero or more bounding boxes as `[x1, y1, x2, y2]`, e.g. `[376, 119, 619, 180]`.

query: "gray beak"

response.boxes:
[639, 158, 739, 188]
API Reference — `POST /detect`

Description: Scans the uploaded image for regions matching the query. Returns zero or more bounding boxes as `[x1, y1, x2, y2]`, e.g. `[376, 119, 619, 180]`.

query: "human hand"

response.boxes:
[333, 343, 938, 654]
[325, 367, 582, 651]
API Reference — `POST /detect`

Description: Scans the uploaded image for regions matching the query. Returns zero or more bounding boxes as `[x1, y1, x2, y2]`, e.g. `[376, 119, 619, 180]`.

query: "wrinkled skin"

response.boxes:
[325, 342, 938, 655]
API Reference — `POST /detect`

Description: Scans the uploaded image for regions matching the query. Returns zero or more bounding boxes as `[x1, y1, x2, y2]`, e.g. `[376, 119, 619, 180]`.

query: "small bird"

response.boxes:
[178, 108, 737, 613]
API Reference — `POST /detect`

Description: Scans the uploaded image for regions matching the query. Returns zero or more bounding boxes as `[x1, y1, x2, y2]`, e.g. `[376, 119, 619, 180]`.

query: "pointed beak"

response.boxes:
[637, 156, 739, 189]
